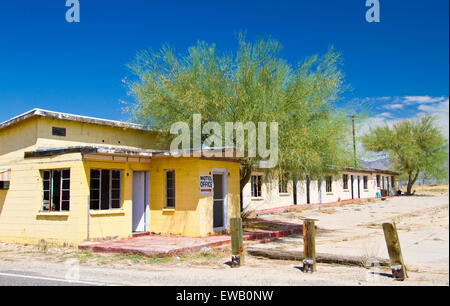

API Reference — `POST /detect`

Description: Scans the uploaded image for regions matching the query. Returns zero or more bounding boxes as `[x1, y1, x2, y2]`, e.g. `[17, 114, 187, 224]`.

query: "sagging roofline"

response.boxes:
[24, 146, 239, 161]
[250, 166, 400, 177]
[0, 108, 161, 133]
[344, 167, 400, 176]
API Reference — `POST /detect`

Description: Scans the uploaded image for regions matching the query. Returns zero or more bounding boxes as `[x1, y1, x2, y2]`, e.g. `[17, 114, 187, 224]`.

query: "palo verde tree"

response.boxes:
[126, 35, 353, 192]
[362, 115, 449, 195]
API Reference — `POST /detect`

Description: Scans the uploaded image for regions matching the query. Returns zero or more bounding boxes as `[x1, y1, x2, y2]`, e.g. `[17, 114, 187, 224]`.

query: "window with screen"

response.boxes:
[343, 174, 349, 190]
[90, 169, 122, 210]
[326, 176, 332, 193]
[279, 174, 288, 194]
[251, 175, 262, 198]
[165, 170, 175, 208]
[363, 176, 368, 189]
[41, 169, 70, 211]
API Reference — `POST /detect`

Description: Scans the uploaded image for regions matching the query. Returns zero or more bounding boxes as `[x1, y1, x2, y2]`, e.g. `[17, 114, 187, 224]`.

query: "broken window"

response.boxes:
[363, 176, 368, 190]
[90, 169, 122, 210]
[0, 181, 9, 190]
[41, 169, 70, 211]
[165, 170, 175, 208]
[278, 174, 288, 194]
[343, 174, 349, 190]
[326, 176, 332, 193]
[251, 175, 262, 198]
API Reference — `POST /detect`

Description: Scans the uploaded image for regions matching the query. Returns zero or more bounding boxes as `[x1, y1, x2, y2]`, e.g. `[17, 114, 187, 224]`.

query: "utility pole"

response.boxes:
[348, 115, 359, 168]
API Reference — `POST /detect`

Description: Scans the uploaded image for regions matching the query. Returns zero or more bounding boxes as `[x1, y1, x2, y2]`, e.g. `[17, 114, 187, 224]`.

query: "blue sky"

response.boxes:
[0, 0, 448, 136]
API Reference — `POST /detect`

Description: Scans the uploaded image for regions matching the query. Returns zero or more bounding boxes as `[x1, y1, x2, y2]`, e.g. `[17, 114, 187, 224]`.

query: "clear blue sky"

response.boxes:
[0, 0, 448, 132]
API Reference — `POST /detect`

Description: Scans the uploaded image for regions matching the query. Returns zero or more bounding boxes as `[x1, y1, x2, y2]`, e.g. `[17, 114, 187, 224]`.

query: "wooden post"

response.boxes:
[230, 218, 244, 268]
[303, 219, 317, 272]
[383, 222, 408, 280]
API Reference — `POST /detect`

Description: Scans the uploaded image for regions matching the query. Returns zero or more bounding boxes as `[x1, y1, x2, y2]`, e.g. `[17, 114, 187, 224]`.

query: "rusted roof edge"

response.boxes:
[0, 108, 160, 133]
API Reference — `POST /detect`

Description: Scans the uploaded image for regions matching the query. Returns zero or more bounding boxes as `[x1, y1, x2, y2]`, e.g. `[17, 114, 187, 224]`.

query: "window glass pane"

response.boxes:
[166, 198, 175, 208]
[62, 170, 70, 179]
[111, 189, 121, 200]
[43, 191, 50, 201]
[42, 200, 50, 211]
[61, 201, 70, 211]
[43, 180, 50, 191]
[62, 191, 70, 201]
[101, 170, 110, 210]
[167, 188, 175, 199]
[43, 171, 50, 180]
[112, 179, 120, 189]
[91, 170, 100, 179]
[111, 200, 121, 209]
[90, 190, 99, 201]
[90, 200, 99, 210]
[258, 176, 262, 197]
[52, 170, 61, 211]
[90, 179, 100, 189]
[166, 171, 175, 207]
[166, 171, 174, 181]
[112, 170, 121, 179]
[62, 180, 70, 190]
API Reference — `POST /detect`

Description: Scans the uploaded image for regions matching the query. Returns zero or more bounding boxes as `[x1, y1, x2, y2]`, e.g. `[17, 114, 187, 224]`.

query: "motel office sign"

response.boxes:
[200, 175, 213, 194]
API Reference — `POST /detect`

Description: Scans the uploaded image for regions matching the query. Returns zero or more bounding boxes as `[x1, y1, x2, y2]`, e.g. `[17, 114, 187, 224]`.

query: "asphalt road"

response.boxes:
[0, 272, 107, 286]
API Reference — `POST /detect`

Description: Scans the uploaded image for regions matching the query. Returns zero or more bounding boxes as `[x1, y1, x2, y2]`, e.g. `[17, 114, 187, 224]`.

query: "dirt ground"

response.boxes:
[0, 187, 448, 286]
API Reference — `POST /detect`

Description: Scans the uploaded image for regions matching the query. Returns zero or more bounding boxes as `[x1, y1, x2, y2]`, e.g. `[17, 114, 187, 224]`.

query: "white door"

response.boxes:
[132, 171, 149, 233]
[212, 169, 227, 232]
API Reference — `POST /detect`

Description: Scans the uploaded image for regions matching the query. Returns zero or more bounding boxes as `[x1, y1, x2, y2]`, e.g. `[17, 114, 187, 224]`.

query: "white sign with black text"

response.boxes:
[199, 175, 213, 194]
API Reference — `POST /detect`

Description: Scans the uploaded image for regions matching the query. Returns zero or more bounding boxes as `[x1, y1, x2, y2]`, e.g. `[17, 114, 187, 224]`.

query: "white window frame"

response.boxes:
[212, 168, 228, 232]
[326, 176, 333, 193]
[251, 175, 262, 198]
[41, 169, 70, 212]
[89, 169, 123, 211]
[164, 170, 176, 209]
[363, 176, 369, 190]
[278, 175, 289, 194]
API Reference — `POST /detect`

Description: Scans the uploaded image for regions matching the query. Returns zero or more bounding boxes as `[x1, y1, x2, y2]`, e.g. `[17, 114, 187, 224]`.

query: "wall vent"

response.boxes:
[52, 127, 66, 137]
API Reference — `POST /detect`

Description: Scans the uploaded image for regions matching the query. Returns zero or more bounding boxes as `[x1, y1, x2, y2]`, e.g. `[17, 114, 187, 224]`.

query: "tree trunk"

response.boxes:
[406, 170, 419, 195]
[240, 163, 253, 192]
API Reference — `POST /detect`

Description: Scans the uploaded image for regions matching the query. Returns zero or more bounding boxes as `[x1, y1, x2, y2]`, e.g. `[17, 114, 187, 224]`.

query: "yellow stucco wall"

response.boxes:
[0, 153, 240, 244]
[149, 158, 240, 237]
[0, 153, 87, 245]
[35, 117, 170, 150]
[0, 115, 241, 245]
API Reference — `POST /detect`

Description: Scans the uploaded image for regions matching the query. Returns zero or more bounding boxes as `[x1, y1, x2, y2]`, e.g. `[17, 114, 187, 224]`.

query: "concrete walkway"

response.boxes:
[252, 196, 387, 216]
[79, 219, 302, 257]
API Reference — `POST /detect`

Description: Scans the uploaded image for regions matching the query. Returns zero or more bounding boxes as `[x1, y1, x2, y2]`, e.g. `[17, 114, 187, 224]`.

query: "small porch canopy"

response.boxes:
[24, 146, 239, 162]
[0, 168, 10, 181]
[24, 146, 154, 163]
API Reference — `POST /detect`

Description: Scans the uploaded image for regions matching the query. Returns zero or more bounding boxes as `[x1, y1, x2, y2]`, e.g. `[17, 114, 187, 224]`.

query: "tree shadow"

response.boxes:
[369, 271, 393, 278]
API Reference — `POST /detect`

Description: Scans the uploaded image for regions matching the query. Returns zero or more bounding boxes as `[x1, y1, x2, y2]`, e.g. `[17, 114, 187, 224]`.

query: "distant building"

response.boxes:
[243, 168, 399, 211]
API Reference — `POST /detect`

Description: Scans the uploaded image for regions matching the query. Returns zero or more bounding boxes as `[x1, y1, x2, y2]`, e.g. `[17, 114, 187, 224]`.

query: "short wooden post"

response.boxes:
[303, 219, 316, 272]
[230, 218, 244, 268]
[383, 222, 408, 280]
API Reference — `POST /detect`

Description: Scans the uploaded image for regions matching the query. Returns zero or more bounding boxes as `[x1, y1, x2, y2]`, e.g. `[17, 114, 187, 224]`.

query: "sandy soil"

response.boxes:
[0, 190, 448, 286]
[252, 193, 449, 284]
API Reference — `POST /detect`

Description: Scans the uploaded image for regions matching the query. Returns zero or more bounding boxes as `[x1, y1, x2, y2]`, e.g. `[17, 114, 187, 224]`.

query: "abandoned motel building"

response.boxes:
[0, 109, 399, 245]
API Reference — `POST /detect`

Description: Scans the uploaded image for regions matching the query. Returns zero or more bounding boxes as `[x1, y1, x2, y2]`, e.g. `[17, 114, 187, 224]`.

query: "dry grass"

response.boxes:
[243, 219, 289, 232]
[317, 208, 338, 214]
[409, 184, 449, 195]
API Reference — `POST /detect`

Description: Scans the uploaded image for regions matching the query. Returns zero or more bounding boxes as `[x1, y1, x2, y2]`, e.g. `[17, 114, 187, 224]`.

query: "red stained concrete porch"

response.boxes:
[78, 219, 302, 257]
